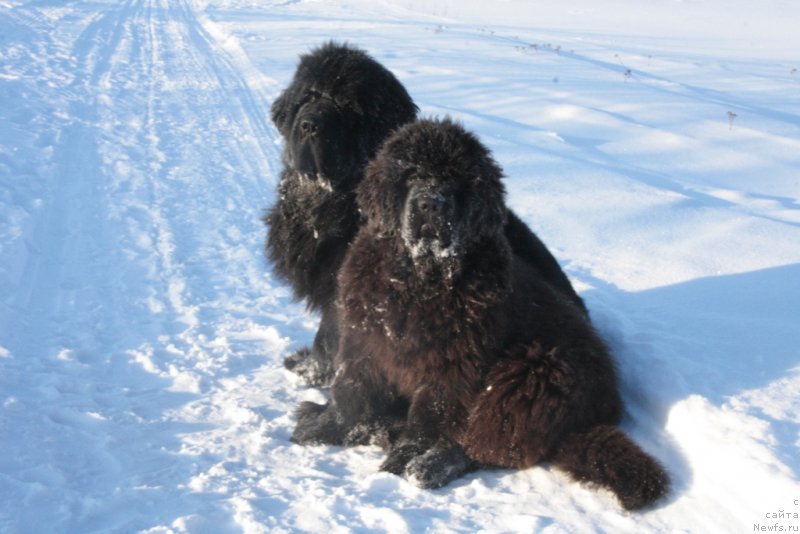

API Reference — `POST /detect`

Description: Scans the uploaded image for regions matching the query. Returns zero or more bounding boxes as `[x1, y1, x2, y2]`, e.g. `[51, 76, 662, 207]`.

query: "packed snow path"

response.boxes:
[1, 1, 298, 530]
[2, 0, 800, 532]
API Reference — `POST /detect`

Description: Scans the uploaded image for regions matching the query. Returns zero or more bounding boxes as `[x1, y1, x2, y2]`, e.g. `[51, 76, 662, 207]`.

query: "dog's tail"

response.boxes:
[550, 425, 669, 511]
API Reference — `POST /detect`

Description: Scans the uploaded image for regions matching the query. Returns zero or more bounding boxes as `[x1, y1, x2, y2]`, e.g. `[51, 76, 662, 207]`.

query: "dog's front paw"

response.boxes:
[380, 441, 425, 475]
[405, 444, 476, 489]
[283, 348, 310, 371]
[283, 348, 335, 387]
[291, 401, 345, 445]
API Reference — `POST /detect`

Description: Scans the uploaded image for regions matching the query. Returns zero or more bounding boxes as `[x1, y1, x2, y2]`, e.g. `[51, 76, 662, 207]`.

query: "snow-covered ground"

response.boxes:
[1, 0, 799, 532]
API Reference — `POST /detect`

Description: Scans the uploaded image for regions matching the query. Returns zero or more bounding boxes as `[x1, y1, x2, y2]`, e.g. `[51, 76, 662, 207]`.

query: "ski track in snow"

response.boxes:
[2, 0, 800, 532]
[1, 1, 306, 531]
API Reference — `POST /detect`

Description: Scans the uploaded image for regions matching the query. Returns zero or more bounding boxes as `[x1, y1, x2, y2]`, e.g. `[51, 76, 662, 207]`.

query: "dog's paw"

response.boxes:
[341, 422, 386, 447]
[405, 444, 475, 489]
[380, 441, 425, 475]
[283, 348, 310, 371]
[283, 348, 334, 387]
[291, 401, 344, 445]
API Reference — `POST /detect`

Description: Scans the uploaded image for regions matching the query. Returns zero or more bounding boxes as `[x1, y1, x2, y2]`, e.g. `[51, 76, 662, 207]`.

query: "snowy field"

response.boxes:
[1, 0, 799, 532]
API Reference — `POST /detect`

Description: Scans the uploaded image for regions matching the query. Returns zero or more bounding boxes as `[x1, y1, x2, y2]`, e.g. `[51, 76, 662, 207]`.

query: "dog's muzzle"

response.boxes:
[403, 187, 458, 258]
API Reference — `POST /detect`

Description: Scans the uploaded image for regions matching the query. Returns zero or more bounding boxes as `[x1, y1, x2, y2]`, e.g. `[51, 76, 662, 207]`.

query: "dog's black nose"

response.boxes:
[300, 118, 319, 136]
[416, 192, 445, 216]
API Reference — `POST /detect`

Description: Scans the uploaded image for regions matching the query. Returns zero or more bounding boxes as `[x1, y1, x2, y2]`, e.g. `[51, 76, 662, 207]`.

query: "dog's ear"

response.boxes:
[360, 81, 418, 157]
[357, 158, 387, 229]
[357, 155, 405, 234]
[270, 91, 291, 135]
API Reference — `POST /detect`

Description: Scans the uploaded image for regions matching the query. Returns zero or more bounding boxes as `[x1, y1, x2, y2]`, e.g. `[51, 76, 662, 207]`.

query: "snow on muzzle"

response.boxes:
[402, 186, 459, 259]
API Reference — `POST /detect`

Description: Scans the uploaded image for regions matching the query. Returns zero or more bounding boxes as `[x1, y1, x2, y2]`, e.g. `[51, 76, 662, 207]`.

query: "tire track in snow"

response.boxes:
[108, 4, 312, 530]
[2, 1, 300, 530]
[0, 4, 119, 360]
[86, 0, 289, 385]
[0, 3, 203, 530]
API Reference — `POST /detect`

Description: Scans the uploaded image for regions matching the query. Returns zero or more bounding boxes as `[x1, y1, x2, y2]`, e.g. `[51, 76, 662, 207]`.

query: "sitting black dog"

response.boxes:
[292, 118, 669, 511]
[266, 42, 585, 387]
[264, 42, 418, 385]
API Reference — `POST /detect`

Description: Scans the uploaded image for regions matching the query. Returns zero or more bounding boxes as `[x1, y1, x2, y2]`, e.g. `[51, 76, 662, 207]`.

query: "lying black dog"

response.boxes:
[292, 118, 669, 511]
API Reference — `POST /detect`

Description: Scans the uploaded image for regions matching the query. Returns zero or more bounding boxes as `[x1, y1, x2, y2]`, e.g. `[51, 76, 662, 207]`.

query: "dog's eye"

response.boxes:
[304, 90, 322, 104]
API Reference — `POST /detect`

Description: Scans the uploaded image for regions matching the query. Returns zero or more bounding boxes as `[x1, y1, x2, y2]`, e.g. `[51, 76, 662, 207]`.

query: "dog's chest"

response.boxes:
[371, 289, 500, 393]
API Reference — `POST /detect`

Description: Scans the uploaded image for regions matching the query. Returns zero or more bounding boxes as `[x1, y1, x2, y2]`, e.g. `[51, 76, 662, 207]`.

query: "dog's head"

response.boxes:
[271, 42, 418, 192]
[359, 118, 507, 264]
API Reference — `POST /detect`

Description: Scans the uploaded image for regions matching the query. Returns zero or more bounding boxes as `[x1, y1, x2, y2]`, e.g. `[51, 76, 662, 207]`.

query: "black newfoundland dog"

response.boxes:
[264, 42, 418, 385]
[265, 42, 586, 387]
[291, 118, 669, 511]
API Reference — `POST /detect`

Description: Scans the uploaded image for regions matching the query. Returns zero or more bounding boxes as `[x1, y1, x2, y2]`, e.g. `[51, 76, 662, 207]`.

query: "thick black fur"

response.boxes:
[264, 42, 418, 385]
[291, 118, 669, 511]
[266, 42, 585, 388]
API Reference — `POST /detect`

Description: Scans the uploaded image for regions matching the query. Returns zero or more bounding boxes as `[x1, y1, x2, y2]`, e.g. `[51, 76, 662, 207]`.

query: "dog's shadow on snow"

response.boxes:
[579, 262, 800, 499]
